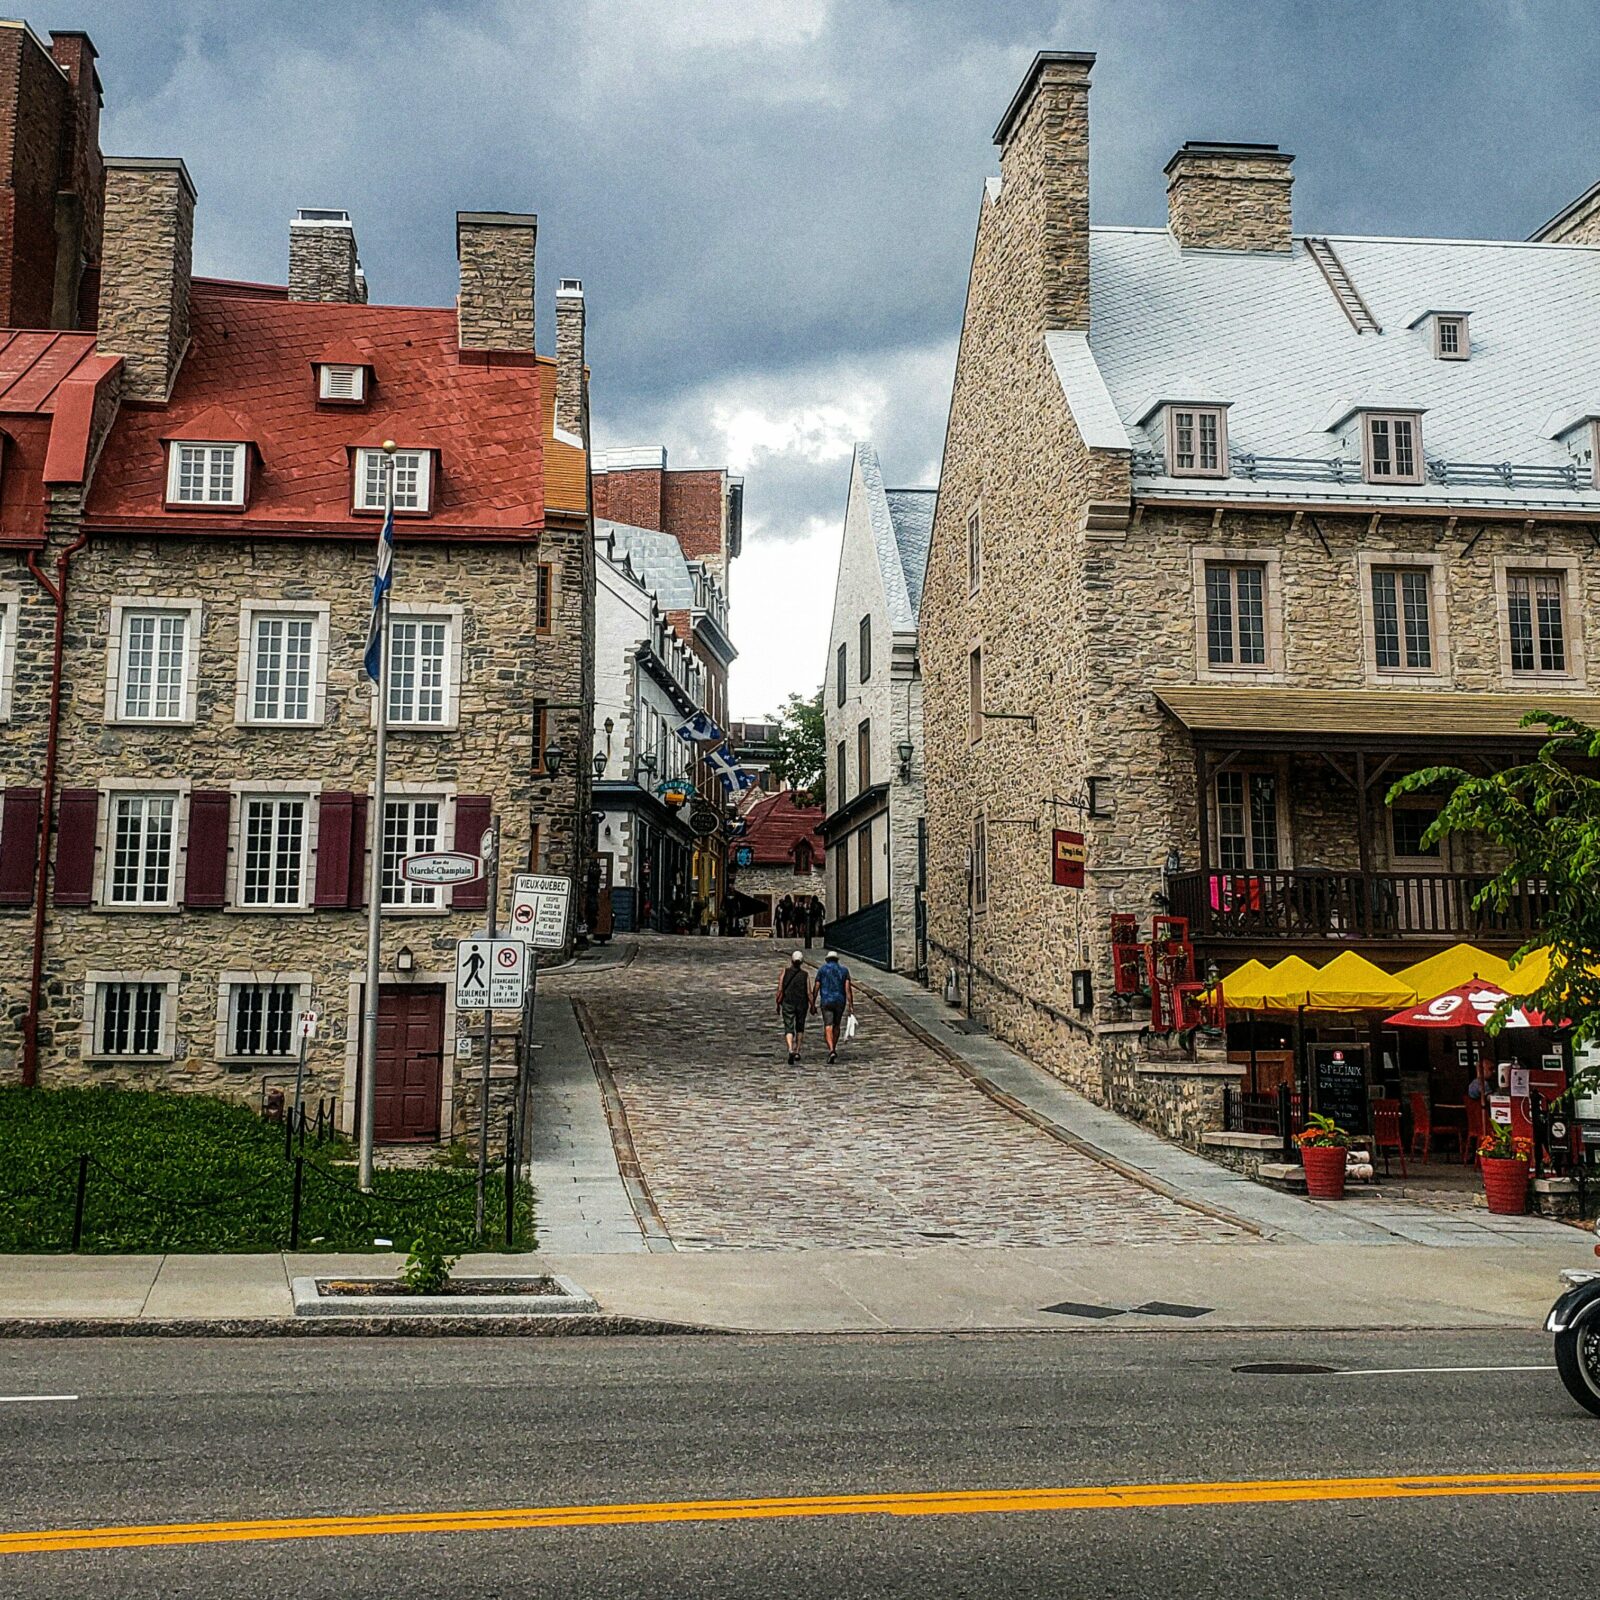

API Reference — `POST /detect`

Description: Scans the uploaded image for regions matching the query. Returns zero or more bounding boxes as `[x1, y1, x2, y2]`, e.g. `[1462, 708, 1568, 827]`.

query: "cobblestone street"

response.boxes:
[556, 937, 1250, 1250]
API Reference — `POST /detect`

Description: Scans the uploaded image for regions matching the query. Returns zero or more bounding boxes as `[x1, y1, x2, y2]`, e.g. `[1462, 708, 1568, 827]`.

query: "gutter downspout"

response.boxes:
[22, 530, 89, 1088]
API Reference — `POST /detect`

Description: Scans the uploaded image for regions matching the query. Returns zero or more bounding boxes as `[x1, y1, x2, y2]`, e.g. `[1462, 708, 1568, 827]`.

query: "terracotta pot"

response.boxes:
[1480, 1155, 1529, 1216]
[1301, 1143, 1349, 1200]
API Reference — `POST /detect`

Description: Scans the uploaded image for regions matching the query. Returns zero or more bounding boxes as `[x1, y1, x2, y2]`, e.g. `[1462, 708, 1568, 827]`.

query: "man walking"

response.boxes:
[776, 950, 811, 1064]
[811, 950, 854, 1064]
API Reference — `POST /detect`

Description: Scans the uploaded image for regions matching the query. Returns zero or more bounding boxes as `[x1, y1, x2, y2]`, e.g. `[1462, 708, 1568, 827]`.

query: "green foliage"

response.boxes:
[1297, 1112, 1351, 1150]
[1388, 710, 1600, 1091]
[1477, 1121, 1528, 1163]
[401, 1237, 459, 1294]
[0, 1085, 535, 1254]
[772, 687, 825, 797]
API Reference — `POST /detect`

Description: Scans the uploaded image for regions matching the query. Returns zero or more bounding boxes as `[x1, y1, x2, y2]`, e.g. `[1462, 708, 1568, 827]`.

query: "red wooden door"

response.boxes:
[373, 986, 444, 1142]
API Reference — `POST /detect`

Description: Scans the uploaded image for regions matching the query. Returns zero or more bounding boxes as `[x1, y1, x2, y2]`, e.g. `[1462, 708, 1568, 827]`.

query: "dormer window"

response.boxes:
[1165, 405, 1228, 478]
[1433, 315, 1469, 360]
[318, 363, 367, 403]
[167, 442, 247, 507]
[354, 447, 433, 515]
[1363, 412, 1424, 485]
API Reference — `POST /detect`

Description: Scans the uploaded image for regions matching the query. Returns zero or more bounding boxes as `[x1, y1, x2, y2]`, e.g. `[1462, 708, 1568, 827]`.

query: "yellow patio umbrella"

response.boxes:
[1393, 943, 1512, 999]
[1305, 950, 1416, 1011]
[1503, 946, 1551, 997]
[1205, 958, 1272, 1009]
[1252, 955, 1321, 1013]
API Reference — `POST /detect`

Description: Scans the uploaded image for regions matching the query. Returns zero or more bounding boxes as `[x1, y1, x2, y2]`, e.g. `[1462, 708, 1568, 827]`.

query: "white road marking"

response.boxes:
[1333, 1365, 1557, 1377]
[0, 1394, 79, 1404]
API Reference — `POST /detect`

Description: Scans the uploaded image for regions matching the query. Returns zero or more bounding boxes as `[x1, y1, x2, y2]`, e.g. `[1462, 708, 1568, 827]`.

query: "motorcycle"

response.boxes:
[1548, 1216, 1600, 1416]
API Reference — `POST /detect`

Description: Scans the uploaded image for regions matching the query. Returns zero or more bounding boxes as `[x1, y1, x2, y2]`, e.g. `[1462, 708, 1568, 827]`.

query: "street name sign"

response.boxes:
[455, 937, 528, 1010]
[511, 873, 571, 950]
[402, 851, 482, 886]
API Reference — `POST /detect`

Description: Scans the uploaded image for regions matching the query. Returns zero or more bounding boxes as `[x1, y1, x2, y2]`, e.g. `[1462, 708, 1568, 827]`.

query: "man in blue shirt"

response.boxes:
[810, 951, 855, 1064]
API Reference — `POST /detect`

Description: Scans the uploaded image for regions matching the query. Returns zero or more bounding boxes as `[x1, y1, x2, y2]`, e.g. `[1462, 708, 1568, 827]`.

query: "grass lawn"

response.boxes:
[0, 1085, 535, 1254]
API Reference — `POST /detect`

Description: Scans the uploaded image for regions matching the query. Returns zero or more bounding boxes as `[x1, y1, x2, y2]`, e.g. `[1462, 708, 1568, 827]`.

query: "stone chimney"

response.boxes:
[97, 157, 194, 402]
[456, 211, 537, 353]
[288, 208, 367, 303]
[1165, 142, 1294, 252]
[555, 277, 586, 442]
[992, 51, 1095, 331]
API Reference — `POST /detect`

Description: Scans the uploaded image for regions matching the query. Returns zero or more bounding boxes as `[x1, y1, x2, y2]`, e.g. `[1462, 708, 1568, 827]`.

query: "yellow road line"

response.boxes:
[4, 1474, 1599, 1557]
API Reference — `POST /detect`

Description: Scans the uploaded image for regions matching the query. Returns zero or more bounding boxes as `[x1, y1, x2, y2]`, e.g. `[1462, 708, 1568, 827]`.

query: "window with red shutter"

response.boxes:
[54, 789, 99, 906]
[347, 795, 369, 909]
[0, 787, 42, 906]
[312, 792, 356, 909]
[184, 791, 232, 908]
[452, 794, 492, 912]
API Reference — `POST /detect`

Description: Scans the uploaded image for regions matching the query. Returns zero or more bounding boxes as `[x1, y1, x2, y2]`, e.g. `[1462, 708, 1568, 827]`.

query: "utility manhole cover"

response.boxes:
[1232, 1362, 1338, 1375]
[1041, 1301, 1125, 1320]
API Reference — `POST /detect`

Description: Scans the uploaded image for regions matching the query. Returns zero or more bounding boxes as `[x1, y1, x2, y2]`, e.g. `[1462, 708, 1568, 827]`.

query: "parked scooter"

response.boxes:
[1548, 1216, 1600, 1416]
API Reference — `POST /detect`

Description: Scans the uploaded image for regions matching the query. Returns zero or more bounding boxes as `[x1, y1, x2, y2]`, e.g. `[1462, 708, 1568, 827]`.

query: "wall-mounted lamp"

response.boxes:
[592, 750, 609, 779]
[897, 740, 915, 783]
[543, 741, 564, 777]
[395, 945, 415, 974]
[638, 751, 657, 784]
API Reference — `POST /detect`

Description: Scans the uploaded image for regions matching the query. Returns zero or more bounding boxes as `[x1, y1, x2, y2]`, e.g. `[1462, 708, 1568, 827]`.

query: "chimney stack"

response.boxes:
[555, 277, 586, 442]
[97, 157, 195, 402]
[456, 211, 537, 353]
[289, 208, 367, 303]
[1165, 142, 1294, 253]
[992, 51, 1095, 332]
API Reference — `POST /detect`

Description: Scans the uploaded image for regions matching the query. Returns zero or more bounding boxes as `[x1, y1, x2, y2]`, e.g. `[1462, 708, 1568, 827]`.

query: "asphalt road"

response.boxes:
[0, 1329, 1596, 1598]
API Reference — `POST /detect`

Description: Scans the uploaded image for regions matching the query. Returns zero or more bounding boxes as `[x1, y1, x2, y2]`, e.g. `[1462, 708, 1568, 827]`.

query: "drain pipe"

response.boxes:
[21, 530, 89, 1088]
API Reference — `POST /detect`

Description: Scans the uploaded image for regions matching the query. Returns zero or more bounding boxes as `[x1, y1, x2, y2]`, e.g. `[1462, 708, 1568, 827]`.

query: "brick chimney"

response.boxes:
[456, 211, 536, 353]
[288, 208, 367, 303]
[555, 277, 586, 442]
[992, 51, 1095, 331]
[98, 157, 195, 402]
[1165, 142, 1294, 252]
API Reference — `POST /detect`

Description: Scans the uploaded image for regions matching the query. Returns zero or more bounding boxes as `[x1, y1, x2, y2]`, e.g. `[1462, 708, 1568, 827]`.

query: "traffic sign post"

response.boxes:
[475, 816, 503, 1239]
[510, 874, 572, 951]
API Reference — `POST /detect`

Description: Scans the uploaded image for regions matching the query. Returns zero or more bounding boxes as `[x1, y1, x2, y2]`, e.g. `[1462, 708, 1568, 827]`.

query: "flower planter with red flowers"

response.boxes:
[1297, 1113, 1352, 1200]
[1477, 1124, 1530, 1216]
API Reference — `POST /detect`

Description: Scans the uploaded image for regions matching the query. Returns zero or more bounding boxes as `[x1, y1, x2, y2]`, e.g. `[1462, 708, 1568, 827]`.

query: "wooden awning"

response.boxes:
[1155, 686, 1600, 749]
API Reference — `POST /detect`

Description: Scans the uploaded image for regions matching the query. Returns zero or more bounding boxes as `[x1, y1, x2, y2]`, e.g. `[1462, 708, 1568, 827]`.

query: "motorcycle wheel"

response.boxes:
[1554, 1320, 1600, 1417]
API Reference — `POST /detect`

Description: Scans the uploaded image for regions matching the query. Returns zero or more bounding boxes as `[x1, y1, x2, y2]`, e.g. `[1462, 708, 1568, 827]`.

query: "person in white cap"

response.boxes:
[775, 950, 811, 1064]
[811, 950, 855, 1063]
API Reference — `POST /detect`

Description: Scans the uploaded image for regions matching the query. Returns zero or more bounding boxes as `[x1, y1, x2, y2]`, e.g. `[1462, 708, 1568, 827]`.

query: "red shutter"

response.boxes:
[312, 792, 355, 909]
[184, 790, 232, 908]
[53, 789, 99, 906]
[452, 795, 492, 911]
[0, 787, 42, 906]
[348, 795, 369, 909]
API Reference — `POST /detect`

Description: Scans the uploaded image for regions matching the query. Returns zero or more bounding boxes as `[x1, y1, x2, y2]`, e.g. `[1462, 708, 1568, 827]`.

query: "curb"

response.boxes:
[855, 977, 1265, 1239]
[0, 1313, 719, 1339]
[572, 998, 675, 1252]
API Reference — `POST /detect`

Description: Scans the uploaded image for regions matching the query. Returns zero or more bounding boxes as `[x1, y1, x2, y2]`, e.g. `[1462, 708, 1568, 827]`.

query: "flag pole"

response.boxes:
[358, 441, 398, 1192]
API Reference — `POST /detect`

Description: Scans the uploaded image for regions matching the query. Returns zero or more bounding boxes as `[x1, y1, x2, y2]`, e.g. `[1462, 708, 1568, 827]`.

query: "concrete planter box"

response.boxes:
[291, 1273, 597, 1319]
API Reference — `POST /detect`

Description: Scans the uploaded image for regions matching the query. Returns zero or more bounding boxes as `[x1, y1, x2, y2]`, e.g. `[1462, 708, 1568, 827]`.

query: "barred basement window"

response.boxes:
[108, 794, 176, 905]
[382, 798, 443, 907]
[97, 981, 165, 1056]
[228, 982, 297, 1058]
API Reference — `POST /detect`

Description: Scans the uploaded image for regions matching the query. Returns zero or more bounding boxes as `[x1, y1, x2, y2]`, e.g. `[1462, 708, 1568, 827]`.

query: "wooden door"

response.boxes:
[373, 986, 444, 1142]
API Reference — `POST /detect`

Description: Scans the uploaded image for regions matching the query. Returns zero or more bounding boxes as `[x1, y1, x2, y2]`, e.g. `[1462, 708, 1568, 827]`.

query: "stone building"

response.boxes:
[0, 22, 593, 1151]
[821, 443, 933, 973]
[728, 719, 780, 793]
[728, 788, 825, 937]
[920, 49, 1600, 1142]
[591, 446, 742, 926]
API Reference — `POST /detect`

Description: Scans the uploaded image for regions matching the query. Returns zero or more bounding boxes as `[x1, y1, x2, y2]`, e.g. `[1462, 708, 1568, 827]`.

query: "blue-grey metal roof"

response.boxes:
[598, 519, 696, 608]
[884, 488, 936, 617]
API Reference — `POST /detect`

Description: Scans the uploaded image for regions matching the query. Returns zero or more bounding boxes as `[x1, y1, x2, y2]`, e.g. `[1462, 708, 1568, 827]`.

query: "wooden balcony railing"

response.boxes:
[1168, 869, 1550, 942]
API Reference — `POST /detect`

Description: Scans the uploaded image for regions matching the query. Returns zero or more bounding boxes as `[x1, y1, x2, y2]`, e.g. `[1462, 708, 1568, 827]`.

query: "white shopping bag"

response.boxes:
[844, 1013, 858, 1041]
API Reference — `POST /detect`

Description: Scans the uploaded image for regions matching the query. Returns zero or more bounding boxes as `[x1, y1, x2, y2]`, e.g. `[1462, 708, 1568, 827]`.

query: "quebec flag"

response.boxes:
[706, 742, 740, 779]
[361, 505, 396, 682]
[674, 711, 725, 744]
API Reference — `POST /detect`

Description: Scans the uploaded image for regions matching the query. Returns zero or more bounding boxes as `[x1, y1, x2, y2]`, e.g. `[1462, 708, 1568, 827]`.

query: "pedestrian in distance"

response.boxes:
[776, 950, 811, 1064]
[811, 950, 854, 1064]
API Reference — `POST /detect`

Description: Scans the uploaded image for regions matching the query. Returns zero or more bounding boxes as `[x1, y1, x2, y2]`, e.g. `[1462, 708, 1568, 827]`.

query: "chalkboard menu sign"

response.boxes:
[1312, 1044, 1369, 1134]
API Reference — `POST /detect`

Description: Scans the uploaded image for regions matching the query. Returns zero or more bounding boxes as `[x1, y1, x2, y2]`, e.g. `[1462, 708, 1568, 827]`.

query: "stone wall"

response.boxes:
[98, 158, 194, 403]
[456, 213, 536, 353]
[288, 219, 362, 304]
[1165, 146, 1294, 252]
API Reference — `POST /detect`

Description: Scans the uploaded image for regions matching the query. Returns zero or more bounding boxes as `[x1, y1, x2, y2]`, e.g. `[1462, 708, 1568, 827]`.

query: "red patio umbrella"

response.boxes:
[1383, 981, 1550, 1032]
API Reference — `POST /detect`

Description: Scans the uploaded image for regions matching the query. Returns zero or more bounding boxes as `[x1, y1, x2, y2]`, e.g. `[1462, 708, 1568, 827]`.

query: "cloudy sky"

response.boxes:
[91, 0, 1599, 717]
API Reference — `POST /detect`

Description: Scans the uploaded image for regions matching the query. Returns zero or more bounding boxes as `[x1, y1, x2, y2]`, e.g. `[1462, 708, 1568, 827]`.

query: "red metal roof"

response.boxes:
[84, 294, 548, 541]
[738, 789, 825, 867]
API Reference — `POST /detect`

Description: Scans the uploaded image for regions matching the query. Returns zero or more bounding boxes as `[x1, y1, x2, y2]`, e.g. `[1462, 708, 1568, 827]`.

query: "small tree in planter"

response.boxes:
[1297, 1113, 1352, 1200]
[1477, 1122, 1531, 1216]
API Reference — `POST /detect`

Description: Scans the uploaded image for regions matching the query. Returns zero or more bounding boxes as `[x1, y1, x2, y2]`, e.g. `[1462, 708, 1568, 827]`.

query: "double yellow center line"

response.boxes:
[4, 1473, 1597, 1556]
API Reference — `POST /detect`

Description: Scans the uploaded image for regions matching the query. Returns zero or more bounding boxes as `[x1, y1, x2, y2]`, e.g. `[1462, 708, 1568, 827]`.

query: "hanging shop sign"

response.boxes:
[1052, 829, 1086, 889]
[734, 845, 754, 868]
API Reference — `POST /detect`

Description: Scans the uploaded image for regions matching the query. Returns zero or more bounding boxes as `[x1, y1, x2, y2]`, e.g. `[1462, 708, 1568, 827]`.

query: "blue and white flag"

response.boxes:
[674, 711, 725, 744]
[706, 742, 740, 779]
[361, 505, 396, 682]
[734, 768, 758, 790]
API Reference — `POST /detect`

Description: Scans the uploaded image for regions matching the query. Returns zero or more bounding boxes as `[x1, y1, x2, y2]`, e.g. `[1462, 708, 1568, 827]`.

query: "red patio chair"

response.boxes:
[1371, 1099, 1407, 1177]
[1464, 1098, 1487, 1165]
[1409, 1092, 1459, 1163]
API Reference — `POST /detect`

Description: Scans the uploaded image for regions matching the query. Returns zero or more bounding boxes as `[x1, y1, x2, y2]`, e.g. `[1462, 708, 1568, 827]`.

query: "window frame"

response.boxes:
[1164, 405, 1229, 479]
[1357, 554, 1449, 684]
[1432, 316, 1469, 361]
[218, 973, 312, 1063]
[353, 446, 434, 516]
[968, 645, 983, 743]
[971, 812, 988, 915]
[105, 599, 202, 726]
[1493, 556, 1584, 686]
[1361, 411, 1425, 485]
[102, 789, 182, 910]
[236, 601, 330, 727]
[379, 790, 453, 911]
[0, 588, 18, 723]
[82, 970, 180, 1062]
[835, 641, 847, 708]
[1388, 801, 1444, 864]
[318, 364, 367, 403]
[857, 718, 871, 794]
[232, 785, 318, 912]
[1212, 768, 1284, 873]
[859, 614, 872, 682]
[165, 441, 247, 509]
[835, 740, 847, 806]
[535, 563, 555, 635]
[1192, 548, 1284, 681]
[967, 506, 982, 595]
[382, 605, 463, 729]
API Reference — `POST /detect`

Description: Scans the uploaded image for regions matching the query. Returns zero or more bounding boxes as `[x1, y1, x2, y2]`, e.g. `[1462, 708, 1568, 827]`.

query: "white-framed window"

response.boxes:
[247, 612, 316, 723]
[967, 506, 982, 594]
[1432, 315, 1469, 361]
[0, 589, 18, 722]
[1370, 566, 1433, 672]
[238, 795, 308, 908]
[1362, 413, 1424, 484]
[318, 363, 367, 403]
[107, 793, 177, 906]
[90, 978, 171, 1058]
[1507, 571, 1568, 676]
[1165, 406, 1228, 478]
[381, 796, 445, 908]
[387, 614, 452, 726]
[113, 605, 196, 722]
[228, 981, 298, 1058]
[1215, 770, 1281, 872]
[355, 447, 432, 513]
[1204, 562, 1267, 667]
[166, 442, 246, 507]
